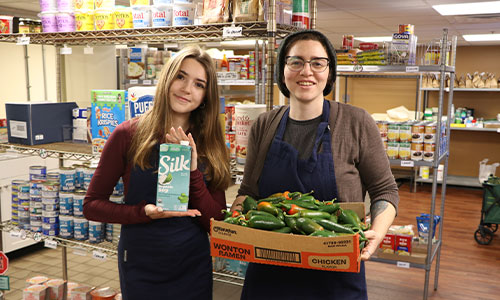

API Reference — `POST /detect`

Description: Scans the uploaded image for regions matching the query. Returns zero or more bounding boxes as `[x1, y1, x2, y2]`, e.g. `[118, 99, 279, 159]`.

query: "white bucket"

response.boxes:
[39, 11, 58, 32]
[151, 4, 172, 27]
[56, 0, 74, 11]
[132, 5, 151, 28]
[39, 0, 57, 12]
[172, 2, 194, 26]
[234, 104, 266, 165]
[56, 11, 75, 32]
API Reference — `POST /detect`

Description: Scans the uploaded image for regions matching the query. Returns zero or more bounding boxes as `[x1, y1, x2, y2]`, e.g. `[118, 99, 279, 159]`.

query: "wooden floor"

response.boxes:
[365, 183, 500, 300]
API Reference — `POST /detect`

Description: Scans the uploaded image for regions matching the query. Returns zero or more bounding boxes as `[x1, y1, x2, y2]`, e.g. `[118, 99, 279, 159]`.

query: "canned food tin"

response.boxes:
[12, 179, 29, 191]
[399, 123, 412, 143]
[423, 143, 435, 162]
[424, 122, 436, 144]
[387, 142, 399, 159]
[387, 123, 400, 142]
[113, 178, 124, 196]
[73, 164, 85, 189]
[42, 210, 59, 218]
[42, 223, 59, 236]
[73, 191, 86, 217]
[411, 122, 425, 143]
[30, 180, 44, 196]
[105, 223, 113, 242]
[225, 105, 235, 132]
[42, 181, 60, 198]
[42, 216, 59, 224]
[74, 217, 89, 240]
[29, 166, 47, 181]
[59, 192, 74, 216]
[399, 142, 411, 160]
[19, 199, 30, 208]
[42, 203, 59, 211]
[30, 213, 42, 223]
[110, 195, 124, 204]
[83, 167, 96, 190]
[411, 143, 424, 161]
[31, 224, 42, 232]
[225, 131, 236, 159]
[59, 166, 76, 192]
[89, 221, 103, 243]
[59, 215, 74, 238]
[41, 197, 59, 205]
[377, 121, 388, 141]
[46, 172, 60, 181]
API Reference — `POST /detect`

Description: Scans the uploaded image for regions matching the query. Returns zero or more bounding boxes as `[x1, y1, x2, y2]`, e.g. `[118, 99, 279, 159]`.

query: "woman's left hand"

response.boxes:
[166, 126, 198, 171]
[360, 229, 384, 261]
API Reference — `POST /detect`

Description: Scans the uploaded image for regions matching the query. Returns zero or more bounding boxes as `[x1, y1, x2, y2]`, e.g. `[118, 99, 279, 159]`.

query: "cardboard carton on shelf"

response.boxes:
[374, 239, 429, 265]
[6, 102, 78, 146]
[210, 203, 365, 273]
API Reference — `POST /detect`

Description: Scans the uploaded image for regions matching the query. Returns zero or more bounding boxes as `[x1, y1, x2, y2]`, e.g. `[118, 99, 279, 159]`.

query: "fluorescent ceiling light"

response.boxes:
[354, 36, 392, 42]
[463, 33, 500, 41]
[433, 1, 500, 15]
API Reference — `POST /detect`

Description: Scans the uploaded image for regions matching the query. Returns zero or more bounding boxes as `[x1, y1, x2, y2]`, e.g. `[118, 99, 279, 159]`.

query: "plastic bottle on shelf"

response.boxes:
[221, 53, 229, 72]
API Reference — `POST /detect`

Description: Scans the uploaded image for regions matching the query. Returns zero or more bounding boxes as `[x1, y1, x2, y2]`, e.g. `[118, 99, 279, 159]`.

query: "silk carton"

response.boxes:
[156, 142, 191, 211]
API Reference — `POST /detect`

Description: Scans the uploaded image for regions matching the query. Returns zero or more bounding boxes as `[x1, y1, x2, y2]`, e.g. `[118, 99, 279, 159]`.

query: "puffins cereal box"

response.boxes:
[128, 86, 156, 119]
[90, 90, 126, 155]
[156, 142, 191, 211]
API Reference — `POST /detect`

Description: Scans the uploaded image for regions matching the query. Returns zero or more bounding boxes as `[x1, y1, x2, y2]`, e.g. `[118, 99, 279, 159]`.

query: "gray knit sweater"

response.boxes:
[237, 100, 399, 212]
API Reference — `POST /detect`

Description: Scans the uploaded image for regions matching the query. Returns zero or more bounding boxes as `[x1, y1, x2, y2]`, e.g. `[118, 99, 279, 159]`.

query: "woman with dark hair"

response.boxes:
[232, 30, 399, 299]
[84, 45, 231, 299]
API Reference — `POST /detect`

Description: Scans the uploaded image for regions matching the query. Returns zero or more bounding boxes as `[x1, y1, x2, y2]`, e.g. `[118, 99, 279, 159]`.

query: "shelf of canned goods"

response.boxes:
[0, 22, 299, 46]
[0, 220, 118, 256]
[0, 142, 96, 162]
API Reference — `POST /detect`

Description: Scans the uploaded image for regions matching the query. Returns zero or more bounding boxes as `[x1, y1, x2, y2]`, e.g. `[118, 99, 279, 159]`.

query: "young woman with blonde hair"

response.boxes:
[84, 45, 231, 299]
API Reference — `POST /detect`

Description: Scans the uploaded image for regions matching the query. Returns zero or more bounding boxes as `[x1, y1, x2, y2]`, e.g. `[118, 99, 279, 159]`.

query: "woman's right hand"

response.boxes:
[145, 204, 201, 219]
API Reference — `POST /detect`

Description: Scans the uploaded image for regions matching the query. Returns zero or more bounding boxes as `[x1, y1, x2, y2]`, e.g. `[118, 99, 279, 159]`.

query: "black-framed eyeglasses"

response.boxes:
[285, 56, 330, 73]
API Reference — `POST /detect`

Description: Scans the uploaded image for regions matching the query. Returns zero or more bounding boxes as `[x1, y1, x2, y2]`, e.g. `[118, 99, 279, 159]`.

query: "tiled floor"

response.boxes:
[3, 184, 243, 299]
[4, 244, 242, 299]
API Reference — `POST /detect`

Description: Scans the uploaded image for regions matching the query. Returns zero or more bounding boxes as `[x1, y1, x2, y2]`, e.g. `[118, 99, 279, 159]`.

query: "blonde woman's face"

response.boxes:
[169, 58, 207, 116]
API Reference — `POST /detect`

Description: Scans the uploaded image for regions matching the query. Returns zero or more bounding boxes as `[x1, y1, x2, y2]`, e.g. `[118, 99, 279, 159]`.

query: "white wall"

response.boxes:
[0, 43, 117, 119]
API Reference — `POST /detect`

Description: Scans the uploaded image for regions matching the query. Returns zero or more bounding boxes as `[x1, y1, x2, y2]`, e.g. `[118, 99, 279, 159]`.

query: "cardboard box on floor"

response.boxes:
[210, 202, 364, 273]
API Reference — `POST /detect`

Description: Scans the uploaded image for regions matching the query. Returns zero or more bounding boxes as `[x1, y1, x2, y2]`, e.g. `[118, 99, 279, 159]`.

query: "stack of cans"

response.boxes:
[106, 185, 124, 243]
[30, 179, 44, 233]
[12, 180, 30, 229]
[41, 181, 60, 236]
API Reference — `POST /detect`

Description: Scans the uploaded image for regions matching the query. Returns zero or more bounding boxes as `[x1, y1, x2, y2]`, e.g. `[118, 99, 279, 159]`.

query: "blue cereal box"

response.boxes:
[90, 90, 127, 155]
[156, 143, 191, 211]
[128, 86, 156, 119]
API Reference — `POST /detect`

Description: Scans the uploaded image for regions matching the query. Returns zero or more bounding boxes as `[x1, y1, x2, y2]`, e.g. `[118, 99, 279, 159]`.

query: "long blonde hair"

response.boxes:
[129, 46, 231, 191]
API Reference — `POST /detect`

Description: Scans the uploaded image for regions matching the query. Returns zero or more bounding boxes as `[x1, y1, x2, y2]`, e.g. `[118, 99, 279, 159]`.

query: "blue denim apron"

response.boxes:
[118, 145, 212, 300]
[241, 100, 367, 300]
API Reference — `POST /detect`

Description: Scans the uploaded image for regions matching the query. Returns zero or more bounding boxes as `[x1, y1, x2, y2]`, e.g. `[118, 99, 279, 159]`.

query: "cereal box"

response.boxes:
[90, 90, 127, 155]
[128, 86, 156, 119]
[156, 143, 191, 211]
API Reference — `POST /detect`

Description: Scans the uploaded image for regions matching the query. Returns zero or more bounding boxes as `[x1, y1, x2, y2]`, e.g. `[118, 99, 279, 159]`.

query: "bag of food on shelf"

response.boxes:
[465, 73, 473, 88]
[233, 0, 259, 22]
[416, 213, 441, 243]
[479, 159, 499, 183]
[202, 0, 230, 24]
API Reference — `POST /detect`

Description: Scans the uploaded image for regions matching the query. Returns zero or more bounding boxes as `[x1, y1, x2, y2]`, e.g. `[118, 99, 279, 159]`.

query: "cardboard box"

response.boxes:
[379, 233, 395, 254]
[375, 239, 428, 265]
[90, 90, 126, 154]
[210, 203, 364, 273]
[6, 102, 78, 145]
[128, 86, 155, 119]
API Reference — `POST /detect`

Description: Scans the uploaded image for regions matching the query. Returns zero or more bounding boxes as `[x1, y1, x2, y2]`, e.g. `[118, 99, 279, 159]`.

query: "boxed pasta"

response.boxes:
[90, 90, 127, 154]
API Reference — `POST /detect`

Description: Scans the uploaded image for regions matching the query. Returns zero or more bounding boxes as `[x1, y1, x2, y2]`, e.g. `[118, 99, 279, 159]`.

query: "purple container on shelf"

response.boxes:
[56, 0, 73, 11]
[39, 11, 58, 32]
[39, 0, 57, 12]
[56, 12, 75, 32]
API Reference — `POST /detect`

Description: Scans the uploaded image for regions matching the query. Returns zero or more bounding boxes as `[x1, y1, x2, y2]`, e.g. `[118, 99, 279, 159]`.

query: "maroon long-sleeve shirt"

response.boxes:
[83, 119, 226, 232]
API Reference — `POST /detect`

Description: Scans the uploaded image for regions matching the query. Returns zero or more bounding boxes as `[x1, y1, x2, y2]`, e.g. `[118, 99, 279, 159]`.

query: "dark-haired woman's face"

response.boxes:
[284, 40, 329, 103]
